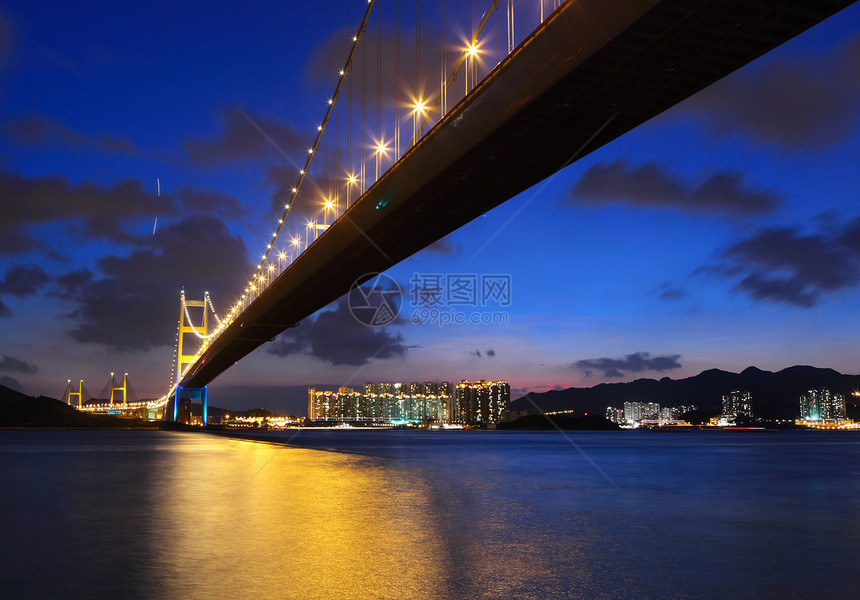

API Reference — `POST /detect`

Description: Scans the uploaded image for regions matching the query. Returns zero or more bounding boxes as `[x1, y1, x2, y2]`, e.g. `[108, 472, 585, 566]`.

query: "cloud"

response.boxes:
[268, 297, 408, 366]
[705, 223, 860, 307]
[0, 228, 39, 256]
[65, 215, 251, 351]
[569, 160, 779, 217]
[0, 264, 49, 296]
[655, 282, 687, 301]
[265, 164, 302, 215]
[683, 34, 860, 150]
[573, 351, 682, 378]
[839, 216, 860, 252]
[0, 170, 167, 250]
[0, 376, 24, 392]
[52, 268, 94, 298]
[2, 114, 136, 154]
[0, 354, 38, 374]
[172, 187, 244, 220]
[184, 108, 305, 166]
[0, 298, 9, 318]
[425, 236, 461, 256]
[0, 168, 243, 254]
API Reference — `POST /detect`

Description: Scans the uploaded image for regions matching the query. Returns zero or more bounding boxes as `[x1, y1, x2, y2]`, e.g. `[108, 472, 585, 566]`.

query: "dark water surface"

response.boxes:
[2, 429, 858, 599]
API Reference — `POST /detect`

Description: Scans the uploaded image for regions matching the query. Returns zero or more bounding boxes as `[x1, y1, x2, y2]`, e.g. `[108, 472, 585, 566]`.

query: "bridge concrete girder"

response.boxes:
[180, 0, 856, 389]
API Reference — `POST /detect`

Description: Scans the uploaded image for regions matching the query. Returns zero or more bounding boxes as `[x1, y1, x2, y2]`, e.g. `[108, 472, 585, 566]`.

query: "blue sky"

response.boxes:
[1, 1, 859, 414]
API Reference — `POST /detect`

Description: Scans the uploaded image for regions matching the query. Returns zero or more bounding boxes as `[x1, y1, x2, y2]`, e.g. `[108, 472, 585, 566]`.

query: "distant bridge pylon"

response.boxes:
[66, 379, 83, 408]
[109, 372, 127, 407]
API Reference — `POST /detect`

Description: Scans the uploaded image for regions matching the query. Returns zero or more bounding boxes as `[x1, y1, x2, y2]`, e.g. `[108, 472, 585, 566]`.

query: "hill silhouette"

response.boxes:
[0, 384, 130, 427]
[511, 366, 860, 420]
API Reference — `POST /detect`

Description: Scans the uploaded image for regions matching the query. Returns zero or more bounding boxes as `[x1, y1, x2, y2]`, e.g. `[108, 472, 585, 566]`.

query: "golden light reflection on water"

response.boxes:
[148, 434, 448, 600]
[11, 431, 853, 599]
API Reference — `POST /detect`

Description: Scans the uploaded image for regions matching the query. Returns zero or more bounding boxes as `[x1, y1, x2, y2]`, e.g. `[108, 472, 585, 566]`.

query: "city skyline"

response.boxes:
[1, 1, 859, 415]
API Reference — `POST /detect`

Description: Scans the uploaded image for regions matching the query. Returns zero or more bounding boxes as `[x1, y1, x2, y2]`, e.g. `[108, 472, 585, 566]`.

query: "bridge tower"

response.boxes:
[109, 372, 127, 407]
[66, 379, 83, 407]
[173, 290, 209, 425]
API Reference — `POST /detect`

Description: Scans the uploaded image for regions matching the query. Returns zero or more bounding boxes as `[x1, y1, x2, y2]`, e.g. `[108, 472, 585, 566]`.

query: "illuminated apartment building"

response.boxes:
[722, 390, 753, 418]
[455, 380, 510, 424]
[308, 380, 457, 423]
[800, 388, 846, 422]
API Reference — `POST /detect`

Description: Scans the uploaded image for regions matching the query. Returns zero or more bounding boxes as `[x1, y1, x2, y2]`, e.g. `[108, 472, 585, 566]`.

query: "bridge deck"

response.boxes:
[181, 0, 854, 389]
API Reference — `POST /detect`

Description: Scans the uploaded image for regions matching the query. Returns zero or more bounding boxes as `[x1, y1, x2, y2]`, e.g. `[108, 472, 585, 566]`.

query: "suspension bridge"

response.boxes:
[70, 0, 856, 423]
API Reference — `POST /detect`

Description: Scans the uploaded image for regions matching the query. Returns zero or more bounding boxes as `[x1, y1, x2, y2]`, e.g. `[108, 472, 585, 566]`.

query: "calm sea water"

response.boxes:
[2, 429, 859, 599]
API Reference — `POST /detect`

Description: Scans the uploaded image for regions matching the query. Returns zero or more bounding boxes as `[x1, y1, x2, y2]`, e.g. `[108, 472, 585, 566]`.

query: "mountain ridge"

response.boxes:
[512, 365, 860, 420]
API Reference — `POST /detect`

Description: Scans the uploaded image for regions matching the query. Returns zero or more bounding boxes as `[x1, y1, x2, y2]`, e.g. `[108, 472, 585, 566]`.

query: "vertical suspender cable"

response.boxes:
[395, 0, 400, 160]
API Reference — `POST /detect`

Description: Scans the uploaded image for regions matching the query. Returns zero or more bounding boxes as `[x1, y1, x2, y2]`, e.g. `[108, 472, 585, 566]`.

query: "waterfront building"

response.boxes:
[439, 382, 454, 421]
[308, 380, 459, 423]
[800, 389, 846, 422]
[660, 405, 697, 422]
[722, 390, 753, 418]
[608, 403, 694, 426]
[623, 401, 660, 425]
[308, 387, 336, 421]
[606, 407, 624, 424]
[455, 380, 510, 425]
[488, 381, 511, 423]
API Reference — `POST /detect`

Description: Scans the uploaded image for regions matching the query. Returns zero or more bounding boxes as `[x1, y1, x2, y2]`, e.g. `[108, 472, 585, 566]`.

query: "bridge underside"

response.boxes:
[181, 0, 855, 388]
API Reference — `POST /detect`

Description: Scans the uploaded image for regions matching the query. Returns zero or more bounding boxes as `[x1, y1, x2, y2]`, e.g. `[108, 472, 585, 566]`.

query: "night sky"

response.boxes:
[1, 1, 859, 414]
